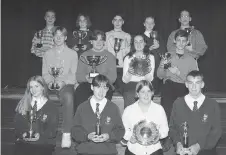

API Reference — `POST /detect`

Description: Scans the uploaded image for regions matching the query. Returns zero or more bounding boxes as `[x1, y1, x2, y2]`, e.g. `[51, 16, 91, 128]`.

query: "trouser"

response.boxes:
[58, 84, 74, 133]
[125, 147, 163, 155]
[122, 82, 137, 108]
[161, 80, 187, 121]
[74, 82, 114, 112]
[14, 141, 55, 155]
[113, 68, 124, 94]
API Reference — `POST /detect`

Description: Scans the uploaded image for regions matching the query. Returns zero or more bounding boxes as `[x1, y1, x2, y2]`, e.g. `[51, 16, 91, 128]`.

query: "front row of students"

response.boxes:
[14, 70, 222, 155]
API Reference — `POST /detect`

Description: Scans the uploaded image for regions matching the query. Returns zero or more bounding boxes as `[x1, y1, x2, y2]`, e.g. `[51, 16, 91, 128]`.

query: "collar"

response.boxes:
[31, 96, 48, 111]
[185, 93, 205, 110]
[90, 96, 107, 114]
[144, 30, 152, 37]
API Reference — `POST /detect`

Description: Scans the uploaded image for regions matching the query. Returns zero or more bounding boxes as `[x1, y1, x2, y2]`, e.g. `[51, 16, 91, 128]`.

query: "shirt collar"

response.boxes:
[144, 30, 151, 37]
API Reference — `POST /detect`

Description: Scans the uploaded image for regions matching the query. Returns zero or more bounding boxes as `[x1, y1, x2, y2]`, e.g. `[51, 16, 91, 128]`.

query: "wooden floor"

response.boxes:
[1, 88, 226, 155]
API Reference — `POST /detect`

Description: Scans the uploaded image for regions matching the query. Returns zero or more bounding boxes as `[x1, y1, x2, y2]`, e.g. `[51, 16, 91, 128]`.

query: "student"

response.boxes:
[142, 16, 166, 94]
[167, 10, 208, 60]
[122, 35, 155, 108]
[74, 30, 117, 110]
[169, 70, 222, 155]
[30, 9, 56, 76]
[157, 29, 198, 121]
[14, 76, 59, 155]
[71, 74, 125, 155]
[121, 80, 168, 155]
[42, 26, 78, 148]
[106, 14, 131, 94]
[71, 14, 93, 57]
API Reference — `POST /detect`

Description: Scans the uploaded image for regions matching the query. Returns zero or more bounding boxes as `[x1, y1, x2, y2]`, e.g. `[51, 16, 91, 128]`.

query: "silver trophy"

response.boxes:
[160, 52, 171, 69]
[23, 108, 37, 140]
[184, 26, 194, 46]
[128, 56, 152, 77]
[114, 38, 123, 65]
[73, 30, 87, 49]
[36, 30, 43, 48]
[80, 55, 107, 78]
[95, 112, 101, 136]
[48, 66, 63, 90]
[150, 30, 158, 40]
[182, 122, 189, 155]
[132, 120, 160, 146]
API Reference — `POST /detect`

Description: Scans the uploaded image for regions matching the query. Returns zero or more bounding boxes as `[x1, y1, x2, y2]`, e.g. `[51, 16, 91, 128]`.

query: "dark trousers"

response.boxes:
[58, 84, 74, 133]
[125, 147, 163, 155]
[74, 82, 114, 112]
[122, 82, 137, 108]
[14, 141, 55, 155]
[113, 68, 124, 94]
[161, 80, 187, 121]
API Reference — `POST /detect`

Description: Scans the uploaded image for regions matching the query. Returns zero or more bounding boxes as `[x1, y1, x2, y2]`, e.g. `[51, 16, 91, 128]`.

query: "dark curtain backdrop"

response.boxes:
[2, 0, 226, 91]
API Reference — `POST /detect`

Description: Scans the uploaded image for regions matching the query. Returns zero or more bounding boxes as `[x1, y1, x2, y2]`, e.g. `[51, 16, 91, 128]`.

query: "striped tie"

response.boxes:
[193, 101, 198, 111]
[33, 101, 37, 112]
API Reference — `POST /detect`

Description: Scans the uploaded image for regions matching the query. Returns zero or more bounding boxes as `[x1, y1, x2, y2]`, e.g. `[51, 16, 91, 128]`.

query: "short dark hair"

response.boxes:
[187, 70, 204, 80]
[90, 30, 106, 41]
[76, 14, 92, 28]
[53, 26, 67, 37]
[135, 80, 154, 100]
[92, 74, 111, 88]
[45, 9, 56, 17]
[174, 29, 189, 40]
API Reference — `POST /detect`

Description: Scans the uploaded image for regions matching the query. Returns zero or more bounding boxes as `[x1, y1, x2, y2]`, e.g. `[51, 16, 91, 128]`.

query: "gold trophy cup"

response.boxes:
[73, 30, 87, 49]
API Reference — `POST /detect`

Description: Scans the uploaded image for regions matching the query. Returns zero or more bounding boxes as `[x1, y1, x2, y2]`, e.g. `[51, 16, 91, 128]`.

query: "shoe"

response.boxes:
[61, 133, 71, 148]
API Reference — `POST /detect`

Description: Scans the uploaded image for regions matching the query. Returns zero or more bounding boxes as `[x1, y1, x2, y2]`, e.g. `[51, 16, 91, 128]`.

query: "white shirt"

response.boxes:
[122, 55, 155, 83]
[122, 101, 169, 155]
[90, 96, 107, 114]
[184, 93, 206, 110]
[144, 30, 152, 38]
[31, 97, 48, 111]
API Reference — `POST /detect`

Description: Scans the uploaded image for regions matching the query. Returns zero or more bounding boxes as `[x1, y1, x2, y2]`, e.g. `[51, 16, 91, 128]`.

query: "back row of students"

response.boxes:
[14, 71, 222, 155]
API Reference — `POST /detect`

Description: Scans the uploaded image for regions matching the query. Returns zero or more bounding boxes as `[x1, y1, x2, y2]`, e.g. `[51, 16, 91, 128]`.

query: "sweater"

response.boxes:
[167, 28, 208, 59]
[14, 100, 59, 145]
[76, 49, 117, 84]
[157, 52, 198, 83]
[71, 99, 125, 155]
[169, 97, 222, 150]
[42, 45, 78, 85]
[105, 30, 131, 68]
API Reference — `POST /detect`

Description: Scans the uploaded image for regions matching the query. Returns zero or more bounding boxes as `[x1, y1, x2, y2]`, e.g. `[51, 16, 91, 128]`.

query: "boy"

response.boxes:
[169, 70, 222, 155]
[42, 26, 78, 148]
[105, 14, 131, 94]
[157, 29, 198, 120]
[75, 30, 117, 110]
[72, 74, 125, 155]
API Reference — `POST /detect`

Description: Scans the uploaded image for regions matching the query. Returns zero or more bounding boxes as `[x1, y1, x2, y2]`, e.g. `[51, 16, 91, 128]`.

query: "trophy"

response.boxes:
[128, 55, 152, 77]
[132, 120, 160, 146]
[48, 66, 63, 90]
[160, 53, 171, 69]
[23, 108, 37, 140]
[184, 26, 194, 46]
[180, 122, 189, 155]
[150, 30, 158, 41]
[95, 112, 101, 135]
[36, 30, 43, 48]
[80, 55, 107, 78]
[114, 38, 123, 65]
[73, 30, 87, 49]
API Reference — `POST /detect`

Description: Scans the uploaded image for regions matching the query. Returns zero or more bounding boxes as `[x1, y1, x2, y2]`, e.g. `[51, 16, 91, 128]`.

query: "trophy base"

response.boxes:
[89, 72, 99, 78]
[50, 83, 60, 90]
[95, 126, 101, 136]
[36, 43, 43, 48]
[116, 59, 119, 66]
[23, 131, 36, 139]
[77, 44, 84, 49]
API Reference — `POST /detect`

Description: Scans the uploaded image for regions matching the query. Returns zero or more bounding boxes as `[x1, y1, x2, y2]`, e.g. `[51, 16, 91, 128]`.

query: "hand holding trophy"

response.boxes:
[36, 30, 43, 48]
[184, 26, 194, 46]
[73, 30, 87, 49]
[114, 38, 123, 65]
[48, 65, 64, 90]
[159, 53, 171, 69]
[80, 55, 107, 78]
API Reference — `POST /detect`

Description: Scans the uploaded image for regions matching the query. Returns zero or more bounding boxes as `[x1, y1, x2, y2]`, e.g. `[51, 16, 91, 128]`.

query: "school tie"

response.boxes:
[33, 100, 37, 112]
[193, 101, 198, 111]
[96, 103, 100, 117]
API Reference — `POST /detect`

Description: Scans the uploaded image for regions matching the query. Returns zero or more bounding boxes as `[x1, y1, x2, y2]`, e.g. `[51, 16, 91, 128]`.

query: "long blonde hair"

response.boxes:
[15, 76, 49, 115]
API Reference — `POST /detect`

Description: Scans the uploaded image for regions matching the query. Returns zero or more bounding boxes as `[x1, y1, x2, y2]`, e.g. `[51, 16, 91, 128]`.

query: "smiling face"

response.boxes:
[137, 86, 153, 104]
[54, 30, 67, 46]
[186, 76, 204, 97]
[112, 15, 124, 29]
[78, 15, 88, 29]
[134, 35, 146, 52]
[45, 11, 56, 26]
[29, 80, 44, 98]
[91, 82, 109, 101]
[175, 36, 188, 51]
[144, 17, 155, 31]
[92, 34, 105, 51]
[179, 10, 191, 26]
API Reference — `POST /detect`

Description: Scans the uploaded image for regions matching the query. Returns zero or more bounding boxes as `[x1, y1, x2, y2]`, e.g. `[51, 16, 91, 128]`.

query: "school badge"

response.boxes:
[202, 114, 208, 123]
[105, 116, 111, 125]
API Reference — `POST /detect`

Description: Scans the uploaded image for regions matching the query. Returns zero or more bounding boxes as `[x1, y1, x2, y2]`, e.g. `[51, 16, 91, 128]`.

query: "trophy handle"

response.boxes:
[73, 31, 78, 38]
[80, 55, 89, 65]
[81, 31, 87, 39]
[99, 55, 108, 65]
